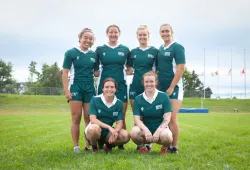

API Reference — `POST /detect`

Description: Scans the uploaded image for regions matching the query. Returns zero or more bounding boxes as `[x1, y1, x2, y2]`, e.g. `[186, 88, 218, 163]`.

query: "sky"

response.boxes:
[1, 0, 250, 97]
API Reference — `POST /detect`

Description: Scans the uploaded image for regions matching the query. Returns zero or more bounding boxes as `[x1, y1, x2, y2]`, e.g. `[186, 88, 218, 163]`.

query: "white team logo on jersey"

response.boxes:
[71, 92, 78, 96]
[141, 107, 144, 111]
[90, 58, 96, 62]
[130, 92, 136, 96]
[98, 109, 101, 113]
[124, 95, 127, 99]
[164, 52, 171, 56]
[103, 52, 106, 56]
[77, 56, 80, 60]
[156, 104, 163, 110]
[148, 54, 154, 58]
[173, 92, 176, 96]
[118, 52, 125, 56]
[113, 112, 118, 116]
[133, 55, 136, 58]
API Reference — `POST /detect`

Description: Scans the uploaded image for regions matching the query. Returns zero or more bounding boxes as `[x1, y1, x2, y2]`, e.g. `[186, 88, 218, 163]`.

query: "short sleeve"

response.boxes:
[88, 98, 98, 116]
[116, 102, 123, 121]
[127, 49, 134, 67]
[163, 94, 172, 113]
[93, 53, 99, 71]
[62, 50, 72, 69]
[174, 44, 186, 65]
[133, 97, 141, 116]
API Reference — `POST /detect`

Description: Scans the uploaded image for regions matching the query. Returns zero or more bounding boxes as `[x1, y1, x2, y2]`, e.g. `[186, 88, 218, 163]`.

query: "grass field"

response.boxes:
[0, 94, 250, 169]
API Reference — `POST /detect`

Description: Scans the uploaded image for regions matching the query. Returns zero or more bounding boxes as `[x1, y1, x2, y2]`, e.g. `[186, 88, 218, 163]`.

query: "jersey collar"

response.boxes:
[142, 89, 159, 104]
[163, 41, 175, 50]
[105, 42, 120, 49]
[75, 46, 89, 54]
[139, 46, 151, 51]
[100, 93, 117, 108]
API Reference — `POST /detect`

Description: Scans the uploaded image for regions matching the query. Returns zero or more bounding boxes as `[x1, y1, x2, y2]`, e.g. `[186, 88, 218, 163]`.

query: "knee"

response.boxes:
[160, 130, 173, 145]
[87, 124, 101, 136]
[130, 126, 141, 140]
[72, 117, 81, 124]
[119, 130, 130, 143]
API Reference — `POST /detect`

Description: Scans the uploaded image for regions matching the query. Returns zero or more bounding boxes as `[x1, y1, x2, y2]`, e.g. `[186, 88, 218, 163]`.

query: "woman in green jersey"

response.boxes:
[130, 71, 173, 154]
[85, 78, 130, 152]
[95, 25, 130, 149]
[62, 28, 99, 152]
[156, 24, 186, 154]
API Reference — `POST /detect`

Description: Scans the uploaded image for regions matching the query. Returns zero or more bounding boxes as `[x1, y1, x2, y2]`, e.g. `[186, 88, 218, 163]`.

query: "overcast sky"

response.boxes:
[1, 0, 249, 96]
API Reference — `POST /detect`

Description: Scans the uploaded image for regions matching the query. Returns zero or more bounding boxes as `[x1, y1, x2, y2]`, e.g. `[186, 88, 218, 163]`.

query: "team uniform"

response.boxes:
[133, 89, 172, 134]
[156, 42, 186, 100]
[63, 47, 99, 103]
[87, 94, 123, 144]
[127, 47, 158, 99]
[96, 44, 130, 102]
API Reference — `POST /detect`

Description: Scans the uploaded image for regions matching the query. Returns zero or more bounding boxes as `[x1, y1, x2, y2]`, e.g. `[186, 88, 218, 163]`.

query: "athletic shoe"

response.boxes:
[171, 146, 178, 154]
[136, 146, 140, 151]
[161, 147, 168, 154]
[104, 144, 113, 152]
[92, 145, 98, 153]
[83, 147, 90, 152]
[146, 145, 152, 153]
[74, 146, 80, 153]
[118, 145, 125, 150]
[140, 146, 147, 154]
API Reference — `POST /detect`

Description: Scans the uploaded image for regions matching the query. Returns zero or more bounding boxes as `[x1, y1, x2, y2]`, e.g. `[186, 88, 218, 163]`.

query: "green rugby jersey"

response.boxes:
[127, 46, 158, 82]
[63, 47, 99, 85]
[89, 94, 123, 127]
[133, 90, 172, 133]
[96, 44, 130, 82]
[156, 42, 186, 86]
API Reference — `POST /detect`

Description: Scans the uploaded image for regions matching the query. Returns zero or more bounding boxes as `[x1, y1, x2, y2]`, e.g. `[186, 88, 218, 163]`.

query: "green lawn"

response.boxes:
[0, 94, 250, 169]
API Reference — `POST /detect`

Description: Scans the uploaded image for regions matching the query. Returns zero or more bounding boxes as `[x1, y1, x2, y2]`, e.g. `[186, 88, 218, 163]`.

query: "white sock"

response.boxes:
[74, 146, 80, 149]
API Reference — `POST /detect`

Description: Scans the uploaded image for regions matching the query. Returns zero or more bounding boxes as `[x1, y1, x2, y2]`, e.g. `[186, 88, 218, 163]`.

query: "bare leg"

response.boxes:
[70, 101, 83, 147]
[169, 99, 182, 146]
[130, 126, 145, 145]
[86, 124, 101, 146]
[83, 103, 90, 148]
[107, 129, 130, 146]
[122, 102, 128, 130]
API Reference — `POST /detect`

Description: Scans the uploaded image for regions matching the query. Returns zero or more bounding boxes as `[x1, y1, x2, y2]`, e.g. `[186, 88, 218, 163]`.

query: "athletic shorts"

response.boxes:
[69, 83, 96, 103]
[84, 123, 110, 145]
[129, 81, 144, 100]
[158, 80, 183, 101]
[98, 80, 128, 102]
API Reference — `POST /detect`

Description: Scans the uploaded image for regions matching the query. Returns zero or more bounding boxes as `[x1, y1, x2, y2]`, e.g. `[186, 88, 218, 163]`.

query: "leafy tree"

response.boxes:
[0, 59, 20, 93]
[183, 69, 213, 98]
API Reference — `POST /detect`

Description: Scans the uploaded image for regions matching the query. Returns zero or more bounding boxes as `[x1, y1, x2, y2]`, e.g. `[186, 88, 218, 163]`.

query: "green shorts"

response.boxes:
[158, 80, 183, 100]
[69, 83, 96, 103]
[98, 80, 128, 102]
[129, 81, 144, 100]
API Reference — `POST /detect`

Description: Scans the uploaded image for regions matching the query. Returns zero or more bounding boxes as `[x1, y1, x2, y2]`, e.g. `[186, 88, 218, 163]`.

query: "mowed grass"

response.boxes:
[0, 94, 250, 169]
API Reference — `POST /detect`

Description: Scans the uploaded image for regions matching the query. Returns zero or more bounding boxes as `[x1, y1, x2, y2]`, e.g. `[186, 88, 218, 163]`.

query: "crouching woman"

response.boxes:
[130, 71, 173, 154]
[85, 78, 130, 152]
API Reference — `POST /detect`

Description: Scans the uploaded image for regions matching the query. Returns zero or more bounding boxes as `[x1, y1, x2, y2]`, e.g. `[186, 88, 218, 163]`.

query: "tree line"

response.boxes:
[0, 59, 213, 97]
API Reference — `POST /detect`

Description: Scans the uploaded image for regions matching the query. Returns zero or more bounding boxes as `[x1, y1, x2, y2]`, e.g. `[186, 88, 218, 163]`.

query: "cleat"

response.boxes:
[140, 146, 147, 154]
[146, 145, 152, 153]
[83, 147, 90, 152]
[136, 146, 140, 151]
[161, 147, 168, 154]
[118, 145, 125, 150]
[104, 144, 113, 152]
[171, 146, 178, 154]
[92, 145, 98, 153]
[74, 146, 80, 153]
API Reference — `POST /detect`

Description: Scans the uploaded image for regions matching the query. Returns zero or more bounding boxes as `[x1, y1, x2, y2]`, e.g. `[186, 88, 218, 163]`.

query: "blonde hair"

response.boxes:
[160, 24, 174, 34]
[136, 25, 150, 35]
[142, 71, 158, 86]
[78, 28, 95, 47]
[106, 25, 121, 34]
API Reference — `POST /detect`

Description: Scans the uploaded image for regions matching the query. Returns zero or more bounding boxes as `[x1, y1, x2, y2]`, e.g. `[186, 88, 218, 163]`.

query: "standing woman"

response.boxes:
[62, 28, 99, 152]
[127, 25, 158, 111]
[95, 25, 130, 149]
[130, 71, 173, 154]
[156, 24, 186, 154]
